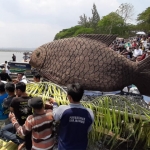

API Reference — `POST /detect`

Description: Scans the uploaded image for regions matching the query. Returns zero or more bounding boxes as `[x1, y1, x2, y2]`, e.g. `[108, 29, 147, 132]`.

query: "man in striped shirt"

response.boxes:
[10, 97, 55, 150]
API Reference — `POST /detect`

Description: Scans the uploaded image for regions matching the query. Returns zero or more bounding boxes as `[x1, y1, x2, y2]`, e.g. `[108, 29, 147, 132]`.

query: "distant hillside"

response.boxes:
[0, 48, 35, 52]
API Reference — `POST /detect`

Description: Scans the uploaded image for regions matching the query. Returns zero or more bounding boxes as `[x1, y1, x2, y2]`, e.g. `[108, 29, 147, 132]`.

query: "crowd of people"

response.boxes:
[110, 34, 150, 62]
[0, 72, 94, 150]
[0, 34, 150, 150]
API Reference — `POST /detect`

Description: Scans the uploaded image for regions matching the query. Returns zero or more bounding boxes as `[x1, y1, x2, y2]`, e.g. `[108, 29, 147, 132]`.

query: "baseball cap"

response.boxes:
[28, 97, 43, 109]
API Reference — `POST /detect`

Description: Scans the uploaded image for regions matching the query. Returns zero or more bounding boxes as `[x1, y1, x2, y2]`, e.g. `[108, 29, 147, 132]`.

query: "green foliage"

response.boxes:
[89, 3, 100, 30]
[137, 7, 150, 32]
[78, 14, 90, 28]
[26, 82, 150, 150]
[54, 26, 94, 40]
[97, 12, 132, 38]
[74, 27, 94, 36]
[54, 26, 81, 40]
[98, 12, 124, 35]
[137, 7, 150, 24]
[78, 3, 100, 31]
[54, 3, 150, 40]
[126, 24, 139, 37]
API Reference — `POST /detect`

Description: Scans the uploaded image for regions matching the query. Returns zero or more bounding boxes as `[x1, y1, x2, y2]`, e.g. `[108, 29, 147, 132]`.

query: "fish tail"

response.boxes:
[134, 56, 150, 96]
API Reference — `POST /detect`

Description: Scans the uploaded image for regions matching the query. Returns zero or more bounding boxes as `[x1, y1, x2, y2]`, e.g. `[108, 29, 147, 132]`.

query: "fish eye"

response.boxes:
[36, 52, 40, 57]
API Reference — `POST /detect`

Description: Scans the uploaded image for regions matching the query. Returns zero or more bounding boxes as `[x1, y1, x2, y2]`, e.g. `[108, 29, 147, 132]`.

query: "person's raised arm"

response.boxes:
[49, 98, 62, 122]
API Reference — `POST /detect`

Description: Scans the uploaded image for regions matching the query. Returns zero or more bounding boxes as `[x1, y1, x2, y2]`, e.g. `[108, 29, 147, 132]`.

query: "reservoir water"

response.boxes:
[0, 51, 24, 63]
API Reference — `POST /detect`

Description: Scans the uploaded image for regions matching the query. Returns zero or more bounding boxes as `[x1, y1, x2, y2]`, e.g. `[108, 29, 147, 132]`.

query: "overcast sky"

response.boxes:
[0, 0, 149, 48]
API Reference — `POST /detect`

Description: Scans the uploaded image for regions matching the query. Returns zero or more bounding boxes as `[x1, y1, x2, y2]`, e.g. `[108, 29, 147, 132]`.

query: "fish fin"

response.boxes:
[77, 34, 117, 46]
[135, 56, 150, 96]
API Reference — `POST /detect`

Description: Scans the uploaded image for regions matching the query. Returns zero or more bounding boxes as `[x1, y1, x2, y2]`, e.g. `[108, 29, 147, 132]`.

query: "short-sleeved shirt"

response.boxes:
[10, 96, 32, 125]
[0, 73, 12, 81]
[133, 49, 143, 57]
[53, 103, 94, 150]
[0, 93, 8, 120]
[2, 95, 16, 115]
[20, 76, 27, 84]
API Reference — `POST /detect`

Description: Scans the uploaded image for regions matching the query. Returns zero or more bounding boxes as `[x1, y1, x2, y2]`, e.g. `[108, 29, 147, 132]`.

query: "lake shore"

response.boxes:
[0, 48, 34, 52]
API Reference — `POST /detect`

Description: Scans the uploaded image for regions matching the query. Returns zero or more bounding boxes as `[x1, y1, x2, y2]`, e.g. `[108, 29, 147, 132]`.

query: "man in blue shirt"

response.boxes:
[50, 83, 94, 150]
[0, 82, 8, 125]
[3, 83, 16, 119]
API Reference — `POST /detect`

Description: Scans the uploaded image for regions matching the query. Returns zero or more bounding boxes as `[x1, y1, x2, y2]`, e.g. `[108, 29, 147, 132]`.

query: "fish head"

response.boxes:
[29, 46, 47, 69]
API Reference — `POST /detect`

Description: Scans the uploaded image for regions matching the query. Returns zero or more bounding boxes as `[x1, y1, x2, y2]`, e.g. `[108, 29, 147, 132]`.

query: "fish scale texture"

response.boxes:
[30, 34, 150, 96]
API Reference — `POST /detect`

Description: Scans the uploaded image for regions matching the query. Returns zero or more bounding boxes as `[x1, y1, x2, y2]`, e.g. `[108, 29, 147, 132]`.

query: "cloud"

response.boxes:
[0, 21, 60, 48]
[0, 0, 119, 25]
[0, 0, 148, 48]
[0, 0, 120, 48]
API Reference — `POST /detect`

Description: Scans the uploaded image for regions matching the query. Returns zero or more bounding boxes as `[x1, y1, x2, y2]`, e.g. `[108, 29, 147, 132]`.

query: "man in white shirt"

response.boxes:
[141, 37, 147, 49]
[13, 73, 27, 84]
[133, 46, 143, 58]
[4, 61, 8, 71]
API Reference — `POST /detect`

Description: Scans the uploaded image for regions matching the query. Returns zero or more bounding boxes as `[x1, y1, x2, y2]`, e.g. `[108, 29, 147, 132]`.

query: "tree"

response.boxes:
[54, 26, 81, 40]
[74, 27, 94, 36]
[137, 7, 150, 24]
[89, 3, 100, 30]
[78, 3, 100, 31]
[54, 26, 94, 40]
[98, 12, 124, 35]
[137, 7, 150, 32]
[116, 3, 134, 23]
[78, 14, 90, 27]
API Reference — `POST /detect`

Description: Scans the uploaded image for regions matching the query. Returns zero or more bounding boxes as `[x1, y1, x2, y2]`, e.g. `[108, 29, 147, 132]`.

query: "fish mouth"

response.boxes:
[29, 47, 47, 70]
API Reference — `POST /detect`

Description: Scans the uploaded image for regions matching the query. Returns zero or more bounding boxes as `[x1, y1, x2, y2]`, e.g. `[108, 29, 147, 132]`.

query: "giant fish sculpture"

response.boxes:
[29, 34, 150, 96]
